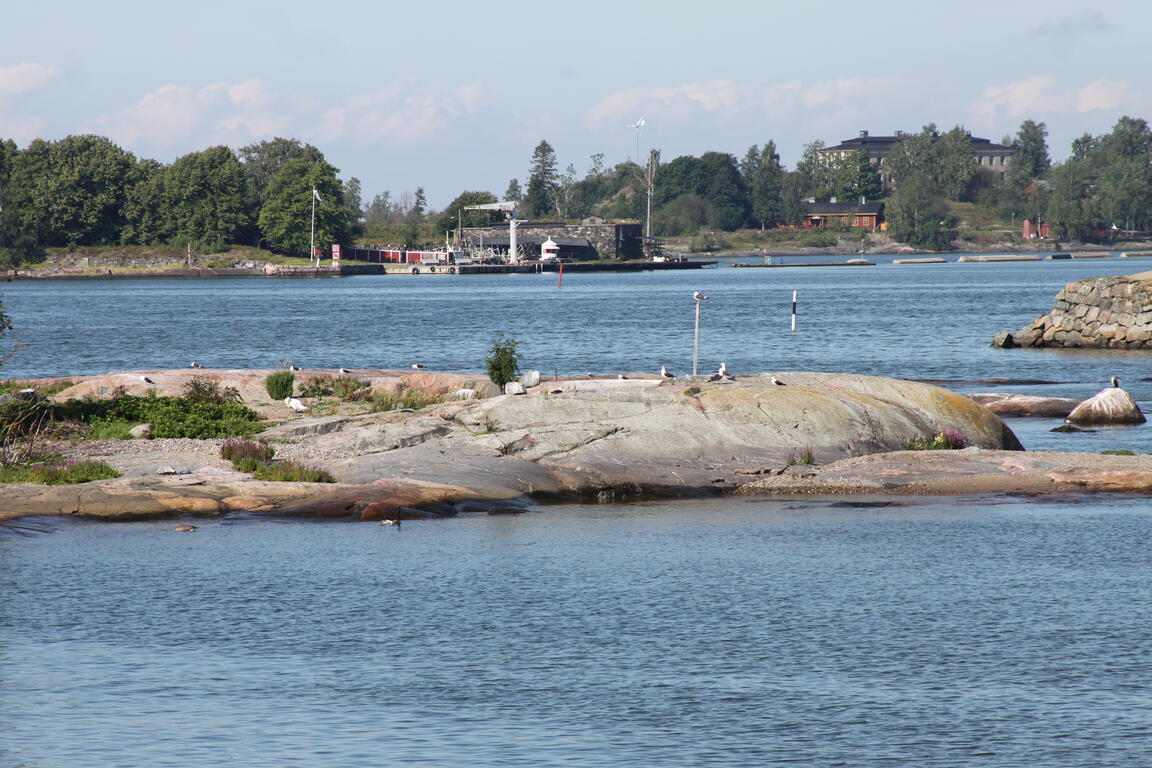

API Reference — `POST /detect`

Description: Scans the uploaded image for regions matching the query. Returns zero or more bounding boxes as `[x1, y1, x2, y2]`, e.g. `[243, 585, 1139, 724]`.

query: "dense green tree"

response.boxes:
[934, 126, 978, 201]
[697, 152, 749, 230]
[503, 178, 522, 203]
[885, 174, 950, 250]
[363, 191, 395, 231]
[652, 193, 714, 236]
[1005, 120, 1050, 187]
[343, 177, 363, 238]
[832, 149, 881, 203]
[14, 135, 137, 247]
[119, 158, 169, 245]
[742, 141, 787, 228]
[436, 190, 500, 234]
[884, 125, 938, 189]
[239, 138, 326, 204]
[781, 173, 806, 226]
[793, 140, 835, 200]
[1098, 115, 1152, 163]
[523, 140, 559, 218]
[257, 158, 349, 256]
[1045, 159, 1095, 241]
[164, 146, 253, 250]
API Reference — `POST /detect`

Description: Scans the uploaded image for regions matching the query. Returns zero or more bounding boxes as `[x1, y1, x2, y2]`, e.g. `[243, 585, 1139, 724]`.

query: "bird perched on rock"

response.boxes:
[190, 362, 202, 369]
[719, 362, 731, 378]
[411, 363, 426, 370]
[660, 365, 675, 379]
[617, 374, 627, 380]
[284, 396, 308, 412]
[549, 388, 564, 395]
[140, 375, 154, 384]
[693, 291, 708, 301]
[771, 376, 786, 386]
[339, 368, 351, 374]
[289, 365, 302, 372]
[381, 519, 400, 527]
[1112, 375, 1120, 388]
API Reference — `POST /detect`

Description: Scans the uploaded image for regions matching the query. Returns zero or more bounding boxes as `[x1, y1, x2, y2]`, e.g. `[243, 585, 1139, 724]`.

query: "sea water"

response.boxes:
[2, 496, 1151, 767]
[2, 258, 1152, 767]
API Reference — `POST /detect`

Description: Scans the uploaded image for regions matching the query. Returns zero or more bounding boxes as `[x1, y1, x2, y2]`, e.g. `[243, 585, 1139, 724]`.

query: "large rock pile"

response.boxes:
[996, 270, 1152, 348]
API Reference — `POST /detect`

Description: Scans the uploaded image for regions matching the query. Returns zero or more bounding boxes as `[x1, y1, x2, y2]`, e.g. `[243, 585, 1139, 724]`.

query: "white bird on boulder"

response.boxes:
[660, 365, 675, 379]
[284, 396, 308, 412]
[339, 368, 351, 374]
[1112, 375, 1120, 388]
[190, 362, 202, 369]
[771, 376, 786, 386]
[719, 362, 731, 378]
[289, 365, 302, 372]
[411, 363, 426, 370]
[140, 375, 154, 384]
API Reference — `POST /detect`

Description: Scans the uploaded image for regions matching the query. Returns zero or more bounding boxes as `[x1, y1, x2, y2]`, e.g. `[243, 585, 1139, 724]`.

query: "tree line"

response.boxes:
[0, 136, 360, 266]
[3, 115, 1151, 262]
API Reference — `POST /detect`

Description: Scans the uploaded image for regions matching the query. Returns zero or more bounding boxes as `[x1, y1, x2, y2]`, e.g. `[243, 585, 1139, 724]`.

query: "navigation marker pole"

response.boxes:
[791, 290, 797, 333]
[310, 188, 322, 266]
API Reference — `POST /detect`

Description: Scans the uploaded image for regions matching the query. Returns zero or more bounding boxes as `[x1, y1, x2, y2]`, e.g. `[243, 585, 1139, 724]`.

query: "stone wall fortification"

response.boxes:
[999, 270, 1152, 349]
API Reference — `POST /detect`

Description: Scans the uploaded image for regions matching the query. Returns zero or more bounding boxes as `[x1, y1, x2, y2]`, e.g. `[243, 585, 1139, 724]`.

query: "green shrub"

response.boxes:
[251, 461, 335, 483]
[50, 392, 261, 439]
[332, 377, 368, 399]
[485, 332, 521, 387]
[298, 379, 333, 398]
[1101, 449, 1135, 455]
[87, 417, 137, 440]
[231, 456, 263, 473]
[0, 457, 121, 485]
[182, 377, 242, 405]
[265, 370, 295, 400]
[369, 387, 445, 412]
[220, 439, 275, 462]
[799, 231, 839, 248]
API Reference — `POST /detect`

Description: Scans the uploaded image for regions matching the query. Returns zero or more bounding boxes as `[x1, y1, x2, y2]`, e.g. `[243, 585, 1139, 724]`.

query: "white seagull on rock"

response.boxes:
[660, 365, 675, 379]
[411, 363, 426, 370]
[771, 376, 786, 386]
[284, 396, 309, 412]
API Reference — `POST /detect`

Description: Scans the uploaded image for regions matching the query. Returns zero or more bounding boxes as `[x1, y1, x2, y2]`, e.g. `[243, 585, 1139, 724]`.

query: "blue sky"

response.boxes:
[2, 0, 1149, 208]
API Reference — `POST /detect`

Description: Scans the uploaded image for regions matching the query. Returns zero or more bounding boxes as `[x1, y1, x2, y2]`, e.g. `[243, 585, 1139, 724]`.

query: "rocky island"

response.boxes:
[3, 367, 1152, 525]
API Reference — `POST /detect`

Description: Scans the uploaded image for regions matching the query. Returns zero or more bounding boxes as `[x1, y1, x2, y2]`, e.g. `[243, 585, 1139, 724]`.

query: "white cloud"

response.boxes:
[583, 77, 935, 135]
[970, 76, 1152, 129]
[323, 81, 485, 143]
[0, 62, 58, 97]
[86, 80, 292, 152]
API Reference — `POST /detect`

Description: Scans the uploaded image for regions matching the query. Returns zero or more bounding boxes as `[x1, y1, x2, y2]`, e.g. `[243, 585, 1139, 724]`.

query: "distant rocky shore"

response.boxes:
[4, 368, 1152, 526]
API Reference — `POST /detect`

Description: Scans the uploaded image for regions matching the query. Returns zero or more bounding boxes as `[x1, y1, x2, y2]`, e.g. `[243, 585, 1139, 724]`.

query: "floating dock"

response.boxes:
[893, 257, 948, 264]
[382, 259, 716, 275]
[733, 259, 875, 268]
[956, 254, 1043, 262]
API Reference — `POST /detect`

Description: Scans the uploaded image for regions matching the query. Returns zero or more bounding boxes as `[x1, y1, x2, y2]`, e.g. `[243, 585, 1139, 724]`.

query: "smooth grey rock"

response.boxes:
[1067, 387, 1147, 425]
[519, 370, 541, 388]
[504, 381, 526, 395]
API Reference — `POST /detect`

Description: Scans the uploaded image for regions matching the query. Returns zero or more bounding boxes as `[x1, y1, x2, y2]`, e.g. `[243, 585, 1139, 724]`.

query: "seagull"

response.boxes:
[549, 388, 564, 394]
[1111, 375, 1120, 388]
[693, 291, 708, 301]
[381, 519, 401, 527]
[284, 396, 308, 412]
[339, 368, 351, 375]
[660, 365, 675, 379]
[411, 363, 426, 370]
[771, 376, 786, 386]
[289, 365, 302, 372]
[587, 372, 595, 378]
[617, 374, 627, 380]
[140, 375, 154, 384]
[719, 362, 730, 378]
[190, 362, 202, 369]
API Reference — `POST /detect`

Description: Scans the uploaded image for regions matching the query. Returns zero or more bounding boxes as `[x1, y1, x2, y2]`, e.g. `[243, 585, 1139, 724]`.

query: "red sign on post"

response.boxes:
[332, 243, 342, 261]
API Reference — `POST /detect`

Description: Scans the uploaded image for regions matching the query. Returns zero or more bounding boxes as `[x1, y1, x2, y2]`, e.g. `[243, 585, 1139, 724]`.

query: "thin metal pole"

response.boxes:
[310, 190, 317, 265]
[791, 290, 797, 333]
[692, 299, 702, 376]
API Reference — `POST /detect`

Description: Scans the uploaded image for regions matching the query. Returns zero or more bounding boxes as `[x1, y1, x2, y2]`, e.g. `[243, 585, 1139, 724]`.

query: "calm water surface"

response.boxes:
[3, 258, 1152, 767]
[3, 496, 1152, 767]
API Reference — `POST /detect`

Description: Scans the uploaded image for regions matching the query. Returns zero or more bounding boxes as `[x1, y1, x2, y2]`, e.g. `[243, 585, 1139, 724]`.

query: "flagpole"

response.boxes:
[310, 188, 317, 266]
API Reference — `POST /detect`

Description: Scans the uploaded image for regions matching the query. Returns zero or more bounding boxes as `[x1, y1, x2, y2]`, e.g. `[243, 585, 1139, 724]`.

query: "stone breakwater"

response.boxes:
[997, 270, 1152, 349]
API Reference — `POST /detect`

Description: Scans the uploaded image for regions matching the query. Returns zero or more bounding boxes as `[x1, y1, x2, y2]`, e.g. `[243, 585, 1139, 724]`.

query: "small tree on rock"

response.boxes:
[485, 333, 521, 387]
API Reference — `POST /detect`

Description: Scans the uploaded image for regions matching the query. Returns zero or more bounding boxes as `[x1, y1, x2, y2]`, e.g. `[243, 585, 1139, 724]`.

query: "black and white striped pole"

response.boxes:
[791, 290, 797, 333]
[692, 290, 708, 376]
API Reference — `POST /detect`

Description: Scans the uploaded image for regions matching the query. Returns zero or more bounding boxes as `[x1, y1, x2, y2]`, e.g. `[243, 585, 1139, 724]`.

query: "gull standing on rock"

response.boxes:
[1112, 375, 1120, 388]
[411, 363, 426, 370]
[771, 376, 786, 386]
[660, 365, 675, 379]
[284, 396, 308, 413]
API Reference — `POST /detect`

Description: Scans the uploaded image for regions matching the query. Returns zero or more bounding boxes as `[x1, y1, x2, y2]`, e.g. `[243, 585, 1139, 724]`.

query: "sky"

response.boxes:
[3, 0, 1151, 209]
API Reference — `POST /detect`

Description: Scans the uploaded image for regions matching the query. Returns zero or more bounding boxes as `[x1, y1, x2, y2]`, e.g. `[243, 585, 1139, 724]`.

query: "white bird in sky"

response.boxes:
[693, 291, 708, 301]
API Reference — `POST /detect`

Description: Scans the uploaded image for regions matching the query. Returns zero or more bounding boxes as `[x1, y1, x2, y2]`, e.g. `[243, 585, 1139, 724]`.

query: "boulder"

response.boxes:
[519, 370, 541, 388]
[968, 393, 1082, 418]
[1066, 387, 1147, 425]
[991, 331, 1016, 349]
[504, 381, 526, 395]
